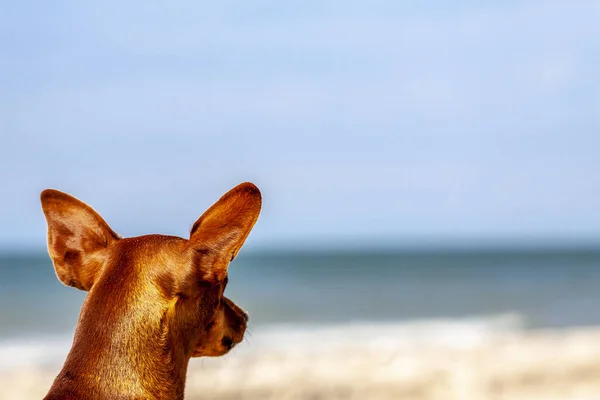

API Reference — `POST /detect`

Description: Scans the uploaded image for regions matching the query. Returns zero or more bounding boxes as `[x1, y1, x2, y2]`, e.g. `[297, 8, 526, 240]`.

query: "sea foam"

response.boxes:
[0, 313, 524, 371]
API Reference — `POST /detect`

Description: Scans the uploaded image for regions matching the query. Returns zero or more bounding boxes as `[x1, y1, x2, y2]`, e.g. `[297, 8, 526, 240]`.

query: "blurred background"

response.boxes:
[1, 1, 600, 399]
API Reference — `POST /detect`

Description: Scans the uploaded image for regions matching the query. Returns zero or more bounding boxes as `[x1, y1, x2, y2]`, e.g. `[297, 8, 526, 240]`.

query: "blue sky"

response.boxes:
[1, 1, 599, 250]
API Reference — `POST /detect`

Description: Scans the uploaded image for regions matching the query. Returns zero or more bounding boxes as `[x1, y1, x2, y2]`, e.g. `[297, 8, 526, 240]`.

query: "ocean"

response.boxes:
[2, 247, 600, 372]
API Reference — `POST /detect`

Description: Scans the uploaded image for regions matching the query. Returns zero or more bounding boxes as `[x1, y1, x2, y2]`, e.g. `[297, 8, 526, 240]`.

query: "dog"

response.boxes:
[40, 182, 261, 399]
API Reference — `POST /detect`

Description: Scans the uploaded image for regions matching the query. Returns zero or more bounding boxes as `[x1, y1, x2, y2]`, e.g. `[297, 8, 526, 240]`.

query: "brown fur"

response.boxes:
[39, 182, 261, 400]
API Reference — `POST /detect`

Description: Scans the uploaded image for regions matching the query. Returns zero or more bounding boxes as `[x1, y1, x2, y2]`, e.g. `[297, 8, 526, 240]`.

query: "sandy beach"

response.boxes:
[3, 323, 600, 400]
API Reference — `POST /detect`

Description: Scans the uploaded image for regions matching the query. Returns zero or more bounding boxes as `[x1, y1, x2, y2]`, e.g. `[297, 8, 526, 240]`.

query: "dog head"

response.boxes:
[40, 182, 261, 359]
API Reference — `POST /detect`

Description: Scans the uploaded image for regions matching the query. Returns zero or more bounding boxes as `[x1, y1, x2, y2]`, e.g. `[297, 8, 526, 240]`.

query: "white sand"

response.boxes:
[3, 325, 600, 399]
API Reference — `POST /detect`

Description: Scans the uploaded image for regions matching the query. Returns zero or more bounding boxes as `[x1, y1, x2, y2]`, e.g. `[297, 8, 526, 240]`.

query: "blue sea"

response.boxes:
[2, 247, 600, 369]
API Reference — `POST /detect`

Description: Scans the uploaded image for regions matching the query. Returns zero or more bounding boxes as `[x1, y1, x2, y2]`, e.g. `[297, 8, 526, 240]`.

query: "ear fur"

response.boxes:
[40, 189, 120, 290]
[189, 182, 262, 282]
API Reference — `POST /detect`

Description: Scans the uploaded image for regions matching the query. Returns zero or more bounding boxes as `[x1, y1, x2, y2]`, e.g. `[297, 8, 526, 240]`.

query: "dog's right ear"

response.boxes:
[40, 189, 120, 291]
[188, 182, 262, 283]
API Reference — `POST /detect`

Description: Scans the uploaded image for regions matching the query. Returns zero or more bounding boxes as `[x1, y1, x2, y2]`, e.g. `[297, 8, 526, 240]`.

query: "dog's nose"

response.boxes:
[222, 336, 234, 350]
[242, 311, 249, 323]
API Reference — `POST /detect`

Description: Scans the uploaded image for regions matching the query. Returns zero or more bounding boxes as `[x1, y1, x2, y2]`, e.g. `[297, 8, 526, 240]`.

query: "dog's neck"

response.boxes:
[45, 290, 193, 400]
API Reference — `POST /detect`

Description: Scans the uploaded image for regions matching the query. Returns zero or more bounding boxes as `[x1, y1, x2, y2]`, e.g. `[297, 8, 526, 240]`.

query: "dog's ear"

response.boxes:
[188, 182, 262, 283]
[40, 189, 120, 291]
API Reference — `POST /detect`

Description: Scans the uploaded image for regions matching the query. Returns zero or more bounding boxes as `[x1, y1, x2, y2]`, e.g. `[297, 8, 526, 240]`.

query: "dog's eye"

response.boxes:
[205, 321, 215, 331]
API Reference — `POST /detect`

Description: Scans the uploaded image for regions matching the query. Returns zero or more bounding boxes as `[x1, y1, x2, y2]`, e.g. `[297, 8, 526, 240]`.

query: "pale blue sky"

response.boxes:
[1, 1, 599, 249]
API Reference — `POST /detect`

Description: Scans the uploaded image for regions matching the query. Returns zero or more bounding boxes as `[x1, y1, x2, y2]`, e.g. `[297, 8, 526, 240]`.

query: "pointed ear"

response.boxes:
[40, 189, 120, 291]
[188, 182, 262, 282]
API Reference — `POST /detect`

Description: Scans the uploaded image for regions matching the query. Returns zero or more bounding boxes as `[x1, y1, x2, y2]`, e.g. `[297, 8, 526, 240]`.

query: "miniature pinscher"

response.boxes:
[40, 182, 261, 399]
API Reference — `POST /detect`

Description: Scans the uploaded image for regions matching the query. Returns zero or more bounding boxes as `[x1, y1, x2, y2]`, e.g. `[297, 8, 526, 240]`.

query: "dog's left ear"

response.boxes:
[41, 189, 120, 291]
[188, 182, 262, 283]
